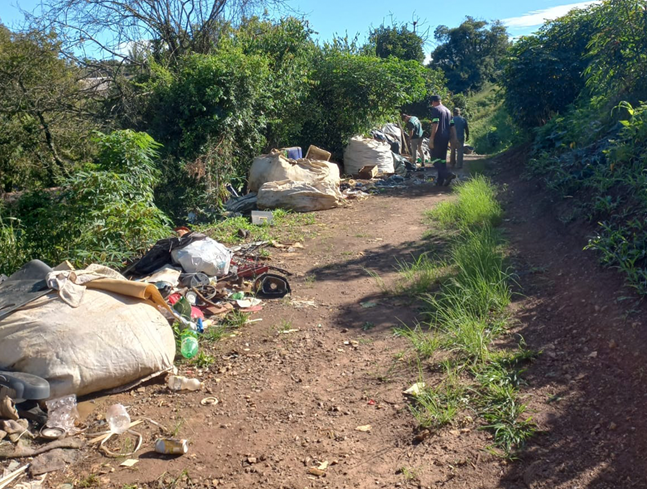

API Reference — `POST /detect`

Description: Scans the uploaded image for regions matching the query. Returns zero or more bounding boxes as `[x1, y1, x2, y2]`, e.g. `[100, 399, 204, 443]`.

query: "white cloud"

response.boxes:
[503, 1, 599, 29]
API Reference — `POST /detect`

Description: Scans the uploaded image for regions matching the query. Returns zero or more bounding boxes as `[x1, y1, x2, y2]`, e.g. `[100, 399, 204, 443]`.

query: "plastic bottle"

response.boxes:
[167, 375, 201, 391]
[180, 330, 199, 359]
[106, 403, 130, 434]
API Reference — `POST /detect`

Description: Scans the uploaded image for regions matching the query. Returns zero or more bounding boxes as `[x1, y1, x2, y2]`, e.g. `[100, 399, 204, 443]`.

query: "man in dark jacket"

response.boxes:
[428, 95, 456, 186]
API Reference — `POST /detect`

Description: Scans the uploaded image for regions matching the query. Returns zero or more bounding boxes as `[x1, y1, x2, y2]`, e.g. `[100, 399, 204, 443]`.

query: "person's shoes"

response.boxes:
[444, 173, 457, 186]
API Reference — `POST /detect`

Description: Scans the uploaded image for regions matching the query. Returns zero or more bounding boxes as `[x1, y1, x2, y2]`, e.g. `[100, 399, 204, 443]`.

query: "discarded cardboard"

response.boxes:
[305, 145, 332, 162]
[358, 165, 378, 180]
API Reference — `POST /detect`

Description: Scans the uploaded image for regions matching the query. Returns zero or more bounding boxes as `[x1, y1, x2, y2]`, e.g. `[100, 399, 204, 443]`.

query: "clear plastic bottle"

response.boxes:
[167, 375, 201, 391]
[106, 403, 130, 434]
[180, 330, 199, 359]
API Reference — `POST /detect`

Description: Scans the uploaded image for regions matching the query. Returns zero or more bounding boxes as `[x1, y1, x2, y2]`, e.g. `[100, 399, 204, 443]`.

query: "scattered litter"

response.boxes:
[0, 395, 18, 421]
[318, 461, 330, 470]
[106, 404, 130, 435]
[279, 329, 300, 334]
[172, 238, 232, 277]
[236, 298, 262, 309]
[167, 376, 201, 392]
[0, 463, 28, 488]
[307, 467, 325, 477]
[360, 301, 378, 308]
[120, 459, 139, 468]
[257, 180, 342, 212]
[251, 210, 274, 225]
[200, 397, 219, 406]
[355, 425, 372, 432]
[403, 382, 426, 397]
[45, 396, 79, 434]
[155, 438, 188, 455]
[290, 299, 317, 309]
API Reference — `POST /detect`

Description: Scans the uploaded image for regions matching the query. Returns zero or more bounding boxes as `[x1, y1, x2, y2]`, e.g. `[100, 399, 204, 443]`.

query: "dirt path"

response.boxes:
[40, 153, 647, 489]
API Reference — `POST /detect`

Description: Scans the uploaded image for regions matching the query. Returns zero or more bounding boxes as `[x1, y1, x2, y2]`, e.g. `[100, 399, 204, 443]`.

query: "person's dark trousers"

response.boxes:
[432, 138, 449, 185]
[434, 160, 448, 185]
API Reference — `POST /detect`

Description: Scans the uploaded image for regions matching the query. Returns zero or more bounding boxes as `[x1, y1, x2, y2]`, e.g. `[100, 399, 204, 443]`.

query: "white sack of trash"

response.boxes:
[257, 180, 342, 212]
[248, 150, 341, 193]
[0, 289, 175, 399]
[343, 136, 394, 175]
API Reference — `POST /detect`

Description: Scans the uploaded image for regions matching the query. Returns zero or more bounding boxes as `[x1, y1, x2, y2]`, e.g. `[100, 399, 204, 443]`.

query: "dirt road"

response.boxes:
[46, 154, 647, 489]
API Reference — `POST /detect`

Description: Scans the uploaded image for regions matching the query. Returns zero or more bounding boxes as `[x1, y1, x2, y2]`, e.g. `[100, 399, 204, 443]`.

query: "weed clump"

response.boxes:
[428, 175, 503, 229]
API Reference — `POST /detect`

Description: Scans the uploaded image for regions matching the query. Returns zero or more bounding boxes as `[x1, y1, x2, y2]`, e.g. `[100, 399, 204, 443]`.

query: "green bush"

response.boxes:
[0, 130, 171, 274]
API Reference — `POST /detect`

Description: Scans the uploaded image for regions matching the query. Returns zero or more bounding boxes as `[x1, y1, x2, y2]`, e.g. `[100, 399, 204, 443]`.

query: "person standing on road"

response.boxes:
[450, 108, 469, 169]
[428, 95, 456, 186]
[401, 113, 424, 168]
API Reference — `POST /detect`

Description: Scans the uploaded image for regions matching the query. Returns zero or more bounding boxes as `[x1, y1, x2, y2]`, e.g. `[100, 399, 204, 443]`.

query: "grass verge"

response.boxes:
[399, 176, 535, 458]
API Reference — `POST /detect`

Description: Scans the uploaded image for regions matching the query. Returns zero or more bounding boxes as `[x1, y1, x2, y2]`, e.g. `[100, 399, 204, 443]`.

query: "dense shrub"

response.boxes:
[0, 130, 171, 274]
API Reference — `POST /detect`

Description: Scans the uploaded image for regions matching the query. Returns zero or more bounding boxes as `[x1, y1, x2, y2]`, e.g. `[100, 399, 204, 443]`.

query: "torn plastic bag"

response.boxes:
[0, 289, 175, 398]
[257, 180, 342, 212]
[171, 238, 232, 277]
[126, 232, 207, 276]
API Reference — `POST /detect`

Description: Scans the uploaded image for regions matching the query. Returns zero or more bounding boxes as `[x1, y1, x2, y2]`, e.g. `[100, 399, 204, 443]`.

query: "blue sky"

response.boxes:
[1, 0, 598, 54]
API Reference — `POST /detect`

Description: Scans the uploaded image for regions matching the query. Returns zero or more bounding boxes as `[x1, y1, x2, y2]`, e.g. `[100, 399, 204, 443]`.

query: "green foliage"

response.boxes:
[502, 7, 597, 128]
[467, 86, 523, 154]
[0, 130, 170, 274]
[367, 24, 425, 63]
[431, 17, 510, 93]
[301, 50, 434, 160]
[584, 0, 647, 100]
[506, 0, 647, 295]
[402, 176, 533, 456]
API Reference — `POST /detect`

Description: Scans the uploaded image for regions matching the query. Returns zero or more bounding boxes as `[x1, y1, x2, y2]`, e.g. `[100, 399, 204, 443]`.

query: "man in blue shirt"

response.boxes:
[428, 95, 457, 186]
[401, 113, 424, 168]
[450, 108, 469, 169]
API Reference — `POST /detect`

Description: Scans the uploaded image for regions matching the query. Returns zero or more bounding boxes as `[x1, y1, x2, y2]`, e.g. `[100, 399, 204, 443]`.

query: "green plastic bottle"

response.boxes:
[180, 330, 199, 359]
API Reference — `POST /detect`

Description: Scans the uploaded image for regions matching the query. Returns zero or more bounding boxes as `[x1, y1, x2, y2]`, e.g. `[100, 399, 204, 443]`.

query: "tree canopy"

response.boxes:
[430, 17, 509, 93]
[367, 25, 425, 63]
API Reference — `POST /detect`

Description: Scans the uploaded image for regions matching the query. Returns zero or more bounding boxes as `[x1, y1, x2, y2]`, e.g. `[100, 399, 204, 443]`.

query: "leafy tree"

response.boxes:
[430, 17, 509, 93]
[0, 24, 99, 191]
[502, 7, 597, 128]
[367, 24, 425, 63]
[584, 0, 647, 101]
[301, 49, 432, 159]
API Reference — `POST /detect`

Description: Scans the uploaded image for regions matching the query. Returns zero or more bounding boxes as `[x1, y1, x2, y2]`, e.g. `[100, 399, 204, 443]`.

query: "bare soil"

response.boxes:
[16, 152, 647, 489]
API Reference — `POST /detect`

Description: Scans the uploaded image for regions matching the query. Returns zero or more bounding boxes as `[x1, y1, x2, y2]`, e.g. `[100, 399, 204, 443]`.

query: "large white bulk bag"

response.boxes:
[343, 137, 394, 175]
[257, 180, 342, 212]
[0, 289, 175, 399]
[248, 151, 340, 193]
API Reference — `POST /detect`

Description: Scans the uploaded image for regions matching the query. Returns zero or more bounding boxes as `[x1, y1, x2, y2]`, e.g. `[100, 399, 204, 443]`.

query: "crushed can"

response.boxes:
[155, 438, 189, 455]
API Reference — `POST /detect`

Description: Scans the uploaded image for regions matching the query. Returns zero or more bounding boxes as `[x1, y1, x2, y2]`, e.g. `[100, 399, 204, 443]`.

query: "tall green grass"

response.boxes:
[400, 176, 534, 457]
[428, 175, 503, 229]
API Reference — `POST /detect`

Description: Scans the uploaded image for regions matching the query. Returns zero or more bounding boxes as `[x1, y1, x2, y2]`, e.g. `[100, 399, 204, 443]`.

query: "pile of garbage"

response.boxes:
[226, 145, 346, 214]
[0, 228, 291, 482]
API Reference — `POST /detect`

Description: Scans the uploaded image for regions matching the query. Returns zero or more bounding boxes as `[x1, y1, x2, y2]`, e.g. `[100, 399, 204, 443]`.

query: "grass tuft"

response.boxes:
[428, 175, 503, 229]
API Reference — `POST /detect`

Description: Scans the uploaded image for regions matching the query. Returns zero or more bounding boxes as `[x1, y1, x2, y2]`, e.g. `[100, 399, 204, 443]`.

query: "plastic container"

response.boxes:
[167, 375, 201, 391]
[251, 210, 274, 225]
[106, 403, 130, 434]
[45, 394, 79, 433]
[180, 330, 199, 359]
